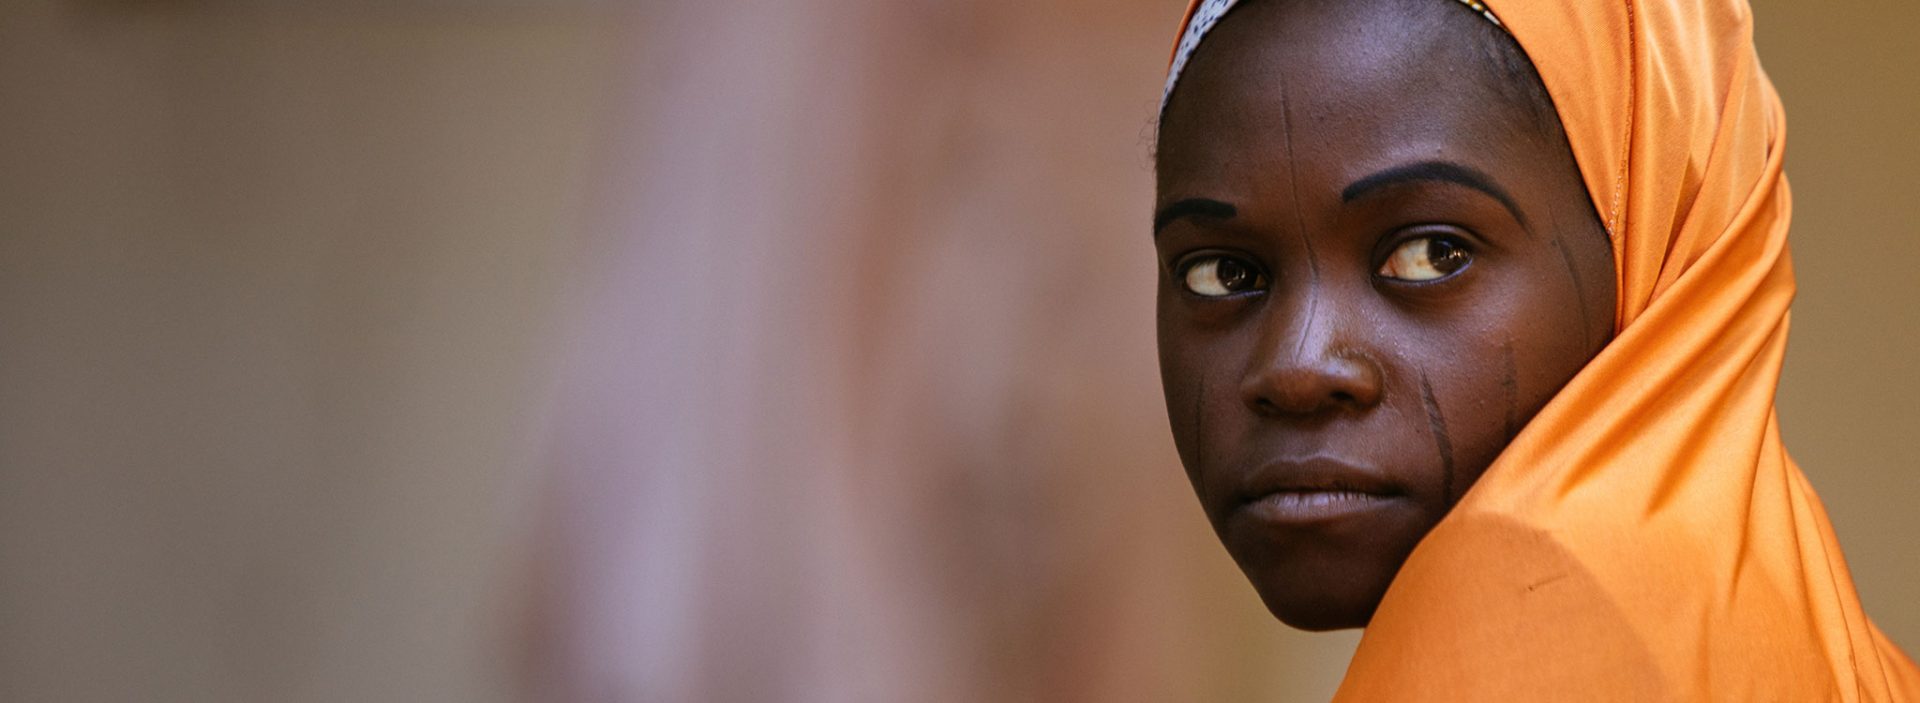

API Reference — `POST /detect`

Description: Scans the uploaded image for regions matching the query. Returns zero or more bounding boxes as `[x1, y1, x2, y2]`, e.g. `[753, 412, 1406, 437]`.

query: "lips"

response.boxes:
[1229, 456, 1406, 526]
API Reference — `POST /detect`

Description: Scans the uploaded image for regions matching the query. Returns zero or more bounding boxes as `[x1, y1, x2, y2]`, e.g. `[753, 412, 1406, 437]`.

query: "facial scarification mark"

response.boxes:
[1294, 291, 1320, 361]
[1419, 374, 1458, 502]
[1551, 235, 1594, 354]
[1501, 339, 1519, 443]
[1278, 79, 1322, 361]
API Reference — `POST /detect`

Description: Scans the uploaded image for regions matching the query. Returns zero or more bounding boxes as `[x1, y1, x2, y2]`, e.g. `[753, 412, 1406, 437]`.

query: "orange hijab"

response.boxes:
[1165, 0, 1920, 698]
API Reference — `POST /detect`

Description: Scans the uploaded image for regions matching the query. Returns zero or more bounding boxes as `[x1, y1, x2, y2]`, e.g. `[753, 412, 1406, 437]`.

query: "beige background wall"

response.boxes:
[0, 1, 1911, 701]
[1755, 4, 1920, 646]
[0, 3, 617, 700]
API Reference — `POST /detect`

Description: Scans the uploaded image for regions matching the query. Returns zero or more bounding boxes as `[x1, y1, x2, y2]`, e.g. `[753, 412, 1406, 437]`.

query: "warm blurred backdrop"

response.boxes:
[0, 1, 1913, 701]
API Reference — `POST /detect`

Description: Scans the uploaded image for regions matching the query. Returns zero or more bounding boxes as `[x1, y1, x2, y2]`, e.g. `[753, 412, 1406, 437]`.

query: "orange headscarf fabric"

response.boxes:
[1164, 0, 1920, 699]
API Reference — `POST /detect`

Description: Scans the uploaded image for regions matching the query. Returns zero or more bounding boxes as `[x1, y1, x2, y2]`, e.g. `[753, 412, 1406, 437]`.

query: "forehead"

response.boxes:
[1156, 0, 1531, 198]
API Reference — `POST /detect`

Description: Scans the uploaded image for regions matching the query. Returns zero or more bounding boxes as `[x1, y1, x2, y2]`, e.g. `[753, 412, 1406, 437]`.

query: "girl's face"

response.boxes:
[1154, 0, 1614, 630]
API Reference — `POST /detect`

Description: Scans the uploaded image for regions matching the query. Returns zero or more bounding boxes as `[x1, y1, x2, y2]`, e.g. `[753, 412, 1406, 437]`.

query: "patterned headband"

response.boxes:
[1161, 0, 1504, 111]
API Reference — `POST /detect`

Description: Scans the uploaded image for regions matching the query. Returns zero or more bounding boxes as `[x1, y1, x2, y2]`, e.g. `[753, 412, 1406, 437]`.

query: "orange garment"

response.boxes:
[1164, 0, 1920, 698]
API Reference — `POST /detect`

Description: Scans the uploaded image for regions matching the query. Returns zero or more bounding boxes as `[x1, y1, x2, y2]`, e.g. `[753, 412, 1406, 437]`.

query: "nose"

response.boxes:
[1238, 294, 1384, 417]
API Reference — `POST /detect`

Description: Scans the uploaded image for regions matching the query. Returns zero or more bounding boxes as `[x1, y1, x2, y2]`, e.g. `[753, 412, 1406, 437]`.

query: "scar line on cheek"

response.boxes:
[1552, 235, 1595, 353]
[1419, 374, 1458, 502]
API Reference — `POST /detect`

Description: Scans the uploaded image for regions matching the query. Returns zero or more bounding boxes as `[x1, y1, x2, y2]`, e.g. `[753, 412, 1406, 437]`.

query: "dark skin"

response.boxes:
[1154, 0, 1616, 631]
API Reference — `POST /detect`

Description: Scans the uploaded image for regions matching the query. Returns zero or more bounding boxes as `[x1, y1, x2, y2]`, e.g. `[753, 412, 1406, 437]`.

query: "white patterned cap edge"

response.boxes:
[1159, 0, 1505, 114]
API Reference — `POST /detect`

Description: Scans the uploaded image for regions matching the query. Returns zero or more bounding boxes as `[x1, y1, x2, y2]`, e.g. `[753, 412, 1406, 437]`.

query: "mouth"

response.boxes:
[1230, 457, 1406, 526]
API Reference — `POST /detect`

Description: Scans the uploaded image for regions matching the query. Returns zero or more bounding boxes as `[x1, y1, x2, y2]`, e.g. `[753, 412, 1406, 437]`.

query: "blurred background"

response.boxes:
[0, 0, 1913, 701]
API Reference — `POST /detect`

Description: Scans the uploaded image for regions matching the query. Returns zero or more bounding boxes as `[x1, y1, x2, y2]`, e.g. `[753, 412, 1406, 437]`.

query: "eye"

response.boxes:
[1378, 236, 1472, 282]
[1180, 254, 1267, 297]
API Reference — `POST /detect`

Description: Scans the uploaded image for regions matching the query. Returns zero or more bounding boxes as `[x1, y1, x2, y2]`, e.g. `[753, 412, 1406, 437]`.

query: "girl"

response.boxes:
[1152, 0, 1920, 697]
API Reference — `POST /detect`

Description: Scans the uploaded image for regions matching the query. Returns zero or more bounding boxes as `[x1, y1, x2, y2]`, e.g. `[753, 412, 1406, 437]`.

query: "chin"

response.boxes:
[1255, 586, 1376, 631]
[1239, 558, 1393, 631]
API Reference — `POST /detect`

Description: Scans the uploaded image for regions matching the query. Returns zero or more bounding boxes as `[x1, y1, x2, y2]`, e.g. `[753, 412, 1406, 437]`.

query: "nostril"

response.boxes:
[1331, 390, 1356, 406]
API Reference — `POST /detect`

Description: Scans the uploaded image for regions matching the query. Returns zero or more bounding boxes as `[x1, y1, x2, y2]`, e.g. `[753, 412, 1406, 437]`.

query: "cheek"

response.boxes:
[1389, 272, 1591, 497]
[1379, 325, 1513, 503]
[1155, 291, 1275, 498]
[1157, 296, 1231, 479]
[1505, 244, 1612, 390]
[1432, 252, 1604, 475]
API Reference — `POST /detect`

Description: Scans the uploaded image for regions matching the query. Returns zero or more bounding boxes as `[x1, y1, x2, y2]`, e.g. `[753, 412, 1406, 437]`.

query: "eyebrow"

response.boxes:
[1152, 198, 1238, 235]
[1340, 160, 1527, 227]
